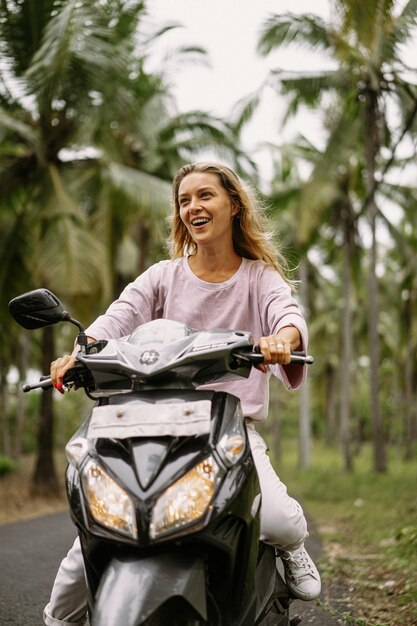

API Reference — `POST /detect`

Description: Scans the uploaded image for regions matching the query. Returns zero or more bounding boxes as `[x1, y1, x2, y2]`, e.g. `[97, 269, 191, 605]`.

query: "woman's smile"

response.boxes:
[190, 216, 211, 229]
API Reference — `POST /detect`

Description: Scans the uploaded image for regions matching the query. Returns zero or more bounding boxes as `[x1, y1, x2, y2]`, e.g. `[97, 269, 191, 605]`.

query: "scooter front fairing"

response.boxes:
[92, 551, 207, 626]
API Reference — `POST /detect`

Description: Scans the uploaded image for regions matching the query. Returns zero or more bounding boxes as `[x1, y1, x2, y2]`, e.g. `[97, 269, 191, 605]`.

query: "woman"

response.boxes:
[44, 162, 320, 626]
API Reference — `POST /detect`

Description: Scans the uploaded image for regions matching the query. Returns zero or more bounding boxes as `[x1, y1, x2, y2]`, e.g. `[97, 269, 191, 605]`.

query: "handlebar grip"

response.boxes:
[22, 377, 53, 393]
[291, 353, 314, 365]
[253, 346, 314, 365]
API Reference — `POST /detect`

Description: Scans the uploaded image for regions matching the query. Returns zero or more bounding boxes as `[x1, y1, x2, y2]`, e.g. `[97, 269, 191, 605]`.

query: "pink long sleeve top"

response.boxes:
[85, 257, 308, 421]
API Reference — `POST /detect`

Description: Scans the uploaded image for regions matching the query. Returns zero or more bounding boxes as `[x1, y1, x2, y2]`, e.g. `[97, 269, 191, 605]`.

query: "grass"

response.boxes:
[269, 438, 417, 626]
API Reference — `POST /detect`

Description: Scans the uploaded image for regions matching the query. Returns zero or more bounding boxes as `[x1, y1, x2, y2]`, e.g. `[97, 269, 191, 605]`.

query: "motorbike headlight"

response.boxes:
[81, 460, 138, 540]
[150, 456, 219, 540]
[217, 433, 245, 467]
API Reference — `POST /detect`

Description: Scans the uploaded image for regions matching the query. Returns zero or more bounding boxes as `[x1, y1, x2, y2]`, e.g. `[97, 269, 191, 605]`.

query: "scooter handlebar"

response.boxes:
[241, 347, 314, 366]
[22, 346, 314, 393]
[22, 375, 53, 393]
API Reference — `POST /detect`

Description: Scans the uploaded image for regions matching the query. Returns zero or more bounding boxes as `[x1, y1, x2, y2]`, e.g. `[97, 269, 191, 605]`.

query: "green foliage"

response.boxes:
[395, 526, 417, 562]
[269, 438, 417, 624]
[257, 0, 417, 476]
[0, 454, 17, 477]
[0, 0, 254, 490]
[54, 390, 94, 448]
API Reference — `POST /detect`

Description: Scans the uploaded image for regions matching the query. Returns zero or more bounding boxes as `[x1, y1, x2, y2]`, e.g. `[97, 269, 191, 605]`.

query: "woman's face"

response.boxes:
[177, 172, 238, 249]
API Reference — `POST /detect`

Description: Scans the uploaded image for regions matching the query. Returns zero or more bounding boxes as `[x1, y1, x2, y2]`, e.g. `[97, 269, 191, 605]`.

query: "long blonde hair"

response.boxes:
[169, 162, 290, 281]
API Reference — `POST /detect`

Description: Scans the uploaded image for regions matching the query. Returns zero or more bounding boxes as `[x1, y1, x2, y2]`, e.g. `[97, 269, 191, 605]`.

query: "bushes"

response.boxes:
[0, 454, 17, 477]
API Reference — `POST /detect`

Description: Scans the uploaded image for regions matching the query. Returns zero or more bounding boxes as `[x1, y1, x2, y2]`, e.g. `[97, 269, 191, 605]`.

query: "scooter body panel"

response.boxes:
[64, 383, 291, 624]
[92, 551, 207, 626]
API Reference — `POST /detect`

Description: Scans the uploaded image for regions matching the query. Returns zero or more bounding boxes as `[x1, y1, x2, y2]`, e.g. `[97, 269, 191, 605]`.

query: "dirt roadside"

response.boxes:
[0, 454, 68, 526]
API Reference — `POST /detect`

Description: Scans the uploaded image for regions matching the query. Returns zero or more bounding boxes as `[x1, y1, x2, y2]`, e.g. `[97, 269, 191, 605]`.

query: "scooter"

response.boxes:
[9, 288, 312, 626]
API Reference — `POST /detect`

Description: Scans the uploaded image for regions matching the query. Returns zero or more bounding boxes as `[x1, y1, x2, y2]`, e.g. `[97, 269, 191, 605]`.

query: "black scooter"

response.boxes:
[9, 289, 312, 626]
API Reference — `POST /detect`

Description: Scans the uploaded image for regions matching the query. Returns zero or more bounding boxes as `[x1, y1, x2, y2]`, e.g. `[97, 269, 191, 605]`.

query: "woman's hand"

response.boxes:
[50, 354, 78, 393]
[51, 337, 97, 393]
[257, 326, 301, 374]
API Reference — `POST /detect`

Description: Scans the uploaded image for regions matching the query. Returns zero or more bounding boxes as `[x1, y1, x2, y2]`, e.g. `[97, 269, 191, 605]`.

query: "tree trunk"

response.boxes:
[32, 325, 59, 495]
[340, 203, 353, 472]
[298, 260, 311, 469]
[404, 294, 415, 460]
[325, 363, 337, 445]
[364, 88, 386, 473]
[13, 332, 30, 459]
[0, 360, 12, 456]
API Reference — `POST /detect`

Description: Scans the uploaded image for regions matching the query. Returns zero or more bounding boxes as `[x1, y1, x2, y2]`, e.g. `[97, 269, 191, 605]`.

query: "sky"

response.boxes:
[147, 0, 334, 182]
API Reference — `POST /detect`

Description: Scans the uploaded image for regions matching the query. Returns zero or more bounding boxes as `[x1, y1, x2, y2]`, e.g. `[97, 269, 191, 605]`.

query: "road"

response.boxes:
[0, 511, 348, 625]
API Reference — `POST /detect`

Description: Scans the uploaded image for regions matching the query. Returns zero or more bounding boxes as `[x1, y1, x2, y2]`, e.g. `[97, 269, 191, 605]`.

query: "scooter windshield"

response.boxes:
[126, 319, 195, 350]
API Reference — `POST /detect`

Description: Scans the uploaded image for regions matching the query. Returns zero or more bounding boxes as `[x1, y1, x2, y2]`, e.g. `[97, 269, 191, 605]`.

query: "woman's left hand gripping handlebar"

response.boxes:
[257, 326, 301, 374]
[50, 354, 78, 394]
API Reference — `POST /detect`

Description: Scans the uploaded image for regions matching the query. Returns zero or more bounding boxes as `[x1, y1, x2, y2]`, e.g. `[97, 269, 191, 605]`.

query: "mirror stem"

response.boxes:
[62, 311, 87, 353]
[76, 332, 88, 353]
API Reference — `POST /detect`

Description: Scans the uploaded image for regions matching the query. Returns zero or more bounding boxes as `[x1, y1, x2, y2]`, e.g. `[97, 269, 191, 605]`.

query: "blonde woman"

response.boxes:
[45, 162, 320, 626]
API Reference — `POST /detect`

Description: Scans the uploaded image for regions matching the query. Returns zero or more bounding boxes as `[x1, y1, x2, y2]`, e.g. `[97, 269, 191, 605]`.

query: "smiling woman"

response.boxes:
[44, 161, 320, 626]
[170, 161, 288, 277]
[177, 170, 239, 281]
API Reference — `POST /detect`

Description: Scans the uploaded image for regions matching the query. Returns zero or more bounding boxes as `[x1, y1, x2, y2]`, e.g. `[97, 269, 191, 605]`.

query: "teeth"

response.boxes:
[192, 218, 210, 226]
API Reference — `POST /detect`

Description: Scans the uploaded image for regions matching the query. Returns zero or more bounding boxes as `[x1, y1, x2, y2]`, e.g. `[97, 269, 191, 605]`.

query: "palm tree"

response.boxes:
[0, 0, 255, 491]
[1, 0, 147, 492]
[267, 130, 368, 471]
[377, 180, 417, 459]
[0, 0, 163, 490]
[257, 0, 417, 472]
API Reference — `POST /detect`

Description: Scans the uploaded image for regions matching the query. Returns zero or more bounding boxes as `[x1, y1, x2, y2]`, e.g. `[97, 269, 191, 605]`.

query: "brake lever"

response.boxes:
[234, 351, 265, 365]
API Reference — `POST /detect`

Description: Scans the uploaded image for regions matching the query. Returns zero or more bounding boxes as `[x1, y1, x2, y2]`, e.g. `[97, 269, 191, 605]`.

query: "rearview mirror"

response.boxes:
[8, 289, 70, 330]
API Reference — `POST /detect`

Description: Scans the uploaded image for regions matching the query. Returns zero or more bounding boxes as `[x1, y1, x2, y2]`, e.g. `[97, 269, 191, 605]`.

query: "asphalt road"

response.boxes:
[0, 511, 348, 625]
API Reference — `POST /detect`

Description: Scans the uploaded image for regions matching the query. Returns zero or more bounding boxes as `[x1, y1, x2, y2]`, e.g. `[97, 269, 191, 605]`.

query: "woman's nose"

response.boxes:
[189, 197, 201, 211]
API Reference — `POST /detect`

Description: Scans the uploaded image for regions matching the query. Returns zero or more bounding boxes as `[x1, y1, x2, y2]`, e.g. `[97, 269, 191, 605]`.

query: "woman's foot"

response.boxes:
[279, 545, 321, 601]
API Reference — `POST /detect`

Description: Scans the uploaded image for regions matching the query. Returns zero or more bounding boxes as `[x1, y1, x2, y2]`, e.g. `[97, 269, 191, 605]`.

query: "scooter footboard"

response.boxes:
[92, 551, 207, 626]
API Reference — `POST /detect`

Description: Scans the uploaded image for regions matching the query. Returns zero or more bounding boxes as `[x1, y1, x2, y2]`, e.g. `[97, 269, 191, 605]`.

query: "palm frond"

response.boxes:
[34, 217, 108, 295]
[0, 193, 34, 300]
[294, 108, 362, 244]
[0, 106, 44, 161]
[0, 0, 54, 75]
[231, 89, 264, 136]
[105, 162, 171, 216]
[386, 0, 417, 49]
[267, 68, 350, 125]
[258, 13, 331, 56]
[336, 0, 392, 47]
[144, 22, 183, 44]
[378, 206, 417, 273]
[161, 45, 209, 69]
[26, 0, 135, 112]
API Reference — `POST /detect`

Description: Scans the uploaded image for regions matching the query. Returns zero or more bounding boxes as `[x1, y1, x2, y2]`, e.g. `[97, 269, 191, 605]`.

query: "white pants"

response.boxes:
[44, 427, 308, 625]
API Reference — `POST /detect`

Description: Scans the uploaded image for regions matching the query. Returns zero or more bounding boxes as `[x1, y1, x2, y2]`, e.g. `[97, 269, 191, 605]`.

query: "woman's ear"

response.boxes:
[231, 202, 240, 218]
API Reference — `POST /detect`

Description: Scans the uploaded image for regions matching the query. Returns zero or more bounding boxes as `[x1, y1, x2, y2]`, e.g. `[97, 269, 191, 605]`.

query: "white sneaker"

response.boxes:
[279, 545, 321, 601]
